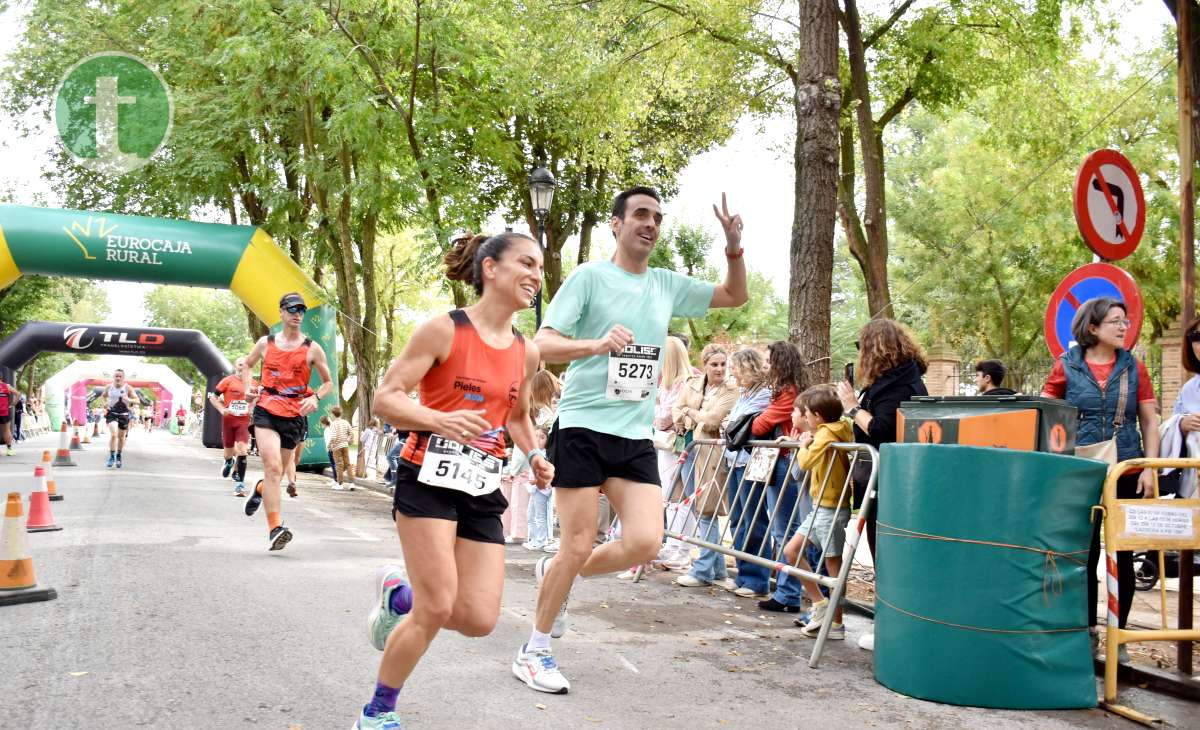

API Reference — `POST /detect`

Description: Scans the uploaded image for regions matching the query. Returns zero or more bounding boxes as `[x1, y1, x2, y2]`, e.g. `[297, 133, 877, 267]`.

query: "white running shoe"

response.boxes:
[674, 574, 708, 587]
[733, 586, 767, 598]
[512, 643, 570, 694]
[535, 555, 570, 639]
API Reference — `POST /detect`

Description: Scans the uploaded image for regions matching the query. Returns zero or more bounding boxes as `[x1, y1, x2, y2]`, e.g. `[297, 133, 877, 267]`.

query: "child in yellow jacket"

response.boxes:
[782, 384, 854, 639]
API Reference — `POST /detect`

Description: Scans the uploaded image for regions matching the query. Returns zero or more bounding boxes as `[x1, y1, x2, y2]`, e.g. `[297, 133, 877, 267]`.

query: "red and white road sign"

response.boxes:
[1044, 262, 1144, 358]
[1072, 149, 1146, 261]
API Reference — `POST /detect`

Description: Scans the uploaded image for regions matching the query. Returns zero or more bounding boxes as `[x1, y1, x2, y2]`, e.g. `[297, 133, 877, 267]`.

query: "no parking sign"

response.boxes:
[1043, 263, 1144, 358]
[1072, 149, 1146, 261]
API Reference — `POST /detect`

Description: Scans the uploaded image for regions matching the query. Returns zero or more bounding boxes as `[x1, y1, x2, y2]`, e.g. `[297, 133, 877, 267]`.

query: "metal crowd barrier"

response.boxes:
[658, 437, 878, 668]
[1097, 457, 1200, 725]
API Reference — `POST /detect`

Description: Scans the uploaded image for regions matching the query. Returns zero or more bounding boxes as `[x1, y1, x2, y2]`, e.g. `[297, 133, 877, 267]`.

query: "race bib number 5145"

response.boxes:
[417, 435, 503, 496]
[606, 344, 661, 401]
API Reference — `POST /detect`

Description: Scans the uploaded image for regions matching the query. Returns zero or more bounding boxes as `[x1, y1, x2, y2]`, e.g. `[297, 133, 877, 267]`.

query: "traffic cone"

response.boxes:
[92, 420, 100, 437]
[82, 424, 91, 445]
[40, 451, 62, 502]
[53, 423, 76, 467]
[0, 492, 57, 606]
[69, 424, 83, 451]
[26, 467, 61, 533]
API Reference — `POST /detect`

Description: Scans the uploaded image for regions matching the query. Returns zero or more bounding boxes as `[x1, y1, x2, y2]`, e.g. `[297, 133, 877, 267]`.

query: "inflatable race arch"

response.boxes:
[0, 205, 338, 464]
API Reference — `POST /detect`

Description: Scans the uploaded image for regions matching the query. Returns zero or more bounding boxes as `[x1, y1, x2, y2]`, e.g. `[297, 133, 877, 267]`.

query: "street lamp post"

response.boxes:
[528, 166, 556, 328]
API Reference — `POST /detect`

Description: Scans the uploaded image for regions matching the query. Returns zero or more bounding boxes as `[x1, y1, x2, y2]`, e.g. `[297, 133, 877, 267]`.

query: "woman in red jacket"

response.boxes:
[748, 341, 807, 613]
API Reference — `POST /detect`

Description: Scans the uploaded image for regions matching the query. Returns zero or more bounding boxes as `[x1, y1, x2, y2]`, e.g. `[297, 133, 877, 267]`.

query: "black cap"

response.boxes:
[279, 292, 306, 309]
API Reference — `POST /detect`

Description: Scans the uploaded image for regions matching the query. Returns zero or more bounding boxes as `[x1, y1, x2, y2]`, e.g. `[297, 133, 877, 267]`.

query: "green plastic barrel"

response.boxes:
[874, 444, 1106, 709]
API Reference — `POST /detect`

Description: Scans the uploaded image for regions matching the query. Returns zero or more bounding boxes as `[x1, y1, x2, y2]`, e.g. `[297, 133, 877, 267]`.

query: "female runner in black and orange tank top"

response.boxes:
[353, 232, 553, 728]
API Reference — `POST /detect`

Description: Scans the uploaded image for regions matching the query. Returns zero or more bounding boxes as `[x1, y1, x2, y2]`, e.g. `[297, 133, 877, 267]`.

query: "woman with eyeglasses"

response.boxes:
[1040, 296, 1159, 662]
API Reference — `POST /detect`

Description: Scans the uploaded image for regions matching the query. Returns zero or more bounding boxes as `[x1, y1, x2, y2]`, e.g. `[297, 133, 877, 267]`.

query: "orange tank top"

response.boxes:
[400, 310, 526, 465]
[259, 334, 312, 418]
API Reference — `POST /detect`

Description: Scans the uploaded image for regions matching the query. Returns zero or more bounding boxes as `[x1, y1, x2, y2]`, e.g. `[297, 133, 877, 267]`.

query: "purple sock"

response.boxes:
[389, 581, 413, 615]
[364, 681, 401, 717]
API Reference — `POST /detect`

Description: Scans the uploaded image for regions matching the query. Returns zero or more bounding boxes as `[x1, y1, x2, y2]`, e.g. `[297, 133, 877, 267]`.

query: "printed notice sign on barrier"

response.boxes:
[1122, 504, 1195, 539]
[745, 447, 779, 484]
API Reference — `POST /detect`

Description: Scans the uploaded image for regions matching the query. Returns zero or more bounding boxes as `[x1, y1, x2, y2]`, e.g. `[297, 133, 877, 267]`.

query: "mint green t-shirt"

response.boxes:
[543, 261, 715, 440]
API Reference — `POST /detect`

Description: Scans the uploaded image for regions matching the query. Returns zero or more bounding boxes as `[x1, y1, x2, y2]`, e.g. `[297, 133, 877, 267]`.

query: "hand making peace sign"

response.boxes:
[712, 192, 744, 252]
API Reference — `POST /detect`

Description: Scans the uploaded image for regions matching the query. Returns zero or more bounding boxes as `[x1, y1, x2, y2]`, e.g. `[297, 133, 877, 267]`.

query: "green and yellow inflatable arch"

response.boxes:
[0, 204, 338, 466]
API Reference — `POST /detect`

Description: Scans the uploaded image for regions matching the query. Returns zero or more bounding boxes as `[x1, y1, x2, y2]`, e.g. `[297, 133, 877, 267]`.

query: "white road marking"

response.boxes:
[304, 507, 331, 517]
[341, 526, 380, 542]
[617, 654, 640, 674]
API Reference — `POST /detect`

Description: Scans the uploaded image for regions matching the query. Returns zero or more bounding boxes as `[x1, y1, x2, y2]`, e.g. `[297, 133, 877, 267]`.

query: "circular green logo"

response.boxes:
[53, 52, 172, 175]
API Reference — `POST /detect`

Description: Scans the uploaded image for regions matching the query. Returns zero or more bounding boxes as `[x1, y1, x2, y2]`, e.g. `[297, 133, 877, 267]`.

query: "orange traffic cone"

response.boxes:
[26, 467, 61, 533]
[69, 424, 83, 451]
[81, 424, 91, 445]
[53, 423, 76, 467]
[0, 492, 57, 606]
[40, 451, 62, 502]
[92, 420, 100, 437]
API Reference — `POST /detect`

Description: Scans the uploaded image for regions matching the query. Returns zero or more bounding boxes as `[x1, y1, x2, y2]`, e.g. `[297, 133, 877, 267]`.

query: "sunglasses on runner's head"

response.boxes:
[284, 304, 307, 314]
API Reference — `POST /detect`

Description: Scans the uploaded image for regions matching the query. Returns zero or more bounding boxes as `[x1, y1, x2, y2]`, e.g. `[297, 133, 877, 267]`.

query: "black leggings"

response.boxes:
[1088, 472, 1139, 629]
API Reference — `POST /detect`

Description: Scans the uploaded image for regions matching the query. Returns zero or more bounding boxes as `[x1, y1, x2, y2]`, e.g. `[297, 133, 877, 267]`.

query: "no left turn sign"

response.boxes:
[1072, 149, 1145, 261]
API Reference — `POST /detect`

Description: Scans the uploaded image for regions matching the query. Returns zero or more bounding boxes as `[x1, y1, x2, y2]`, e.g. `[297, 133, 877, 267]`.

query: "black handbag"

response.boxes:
[724, 410, 761, 451]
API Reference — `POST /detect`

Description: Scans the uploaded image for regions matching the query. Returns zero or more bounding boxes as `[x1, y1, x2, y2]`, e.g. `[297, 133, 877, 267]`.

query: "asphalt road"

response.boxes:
[0, 428, 1194, 729]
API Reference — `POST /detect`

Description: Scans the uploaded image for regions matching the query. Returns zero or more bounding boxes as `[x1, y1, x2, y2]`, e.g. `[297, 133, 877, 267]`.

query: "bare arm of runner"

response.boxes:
[245, 336, 268, 369]
[709, 192, 749, 309]
[507, 343, 555, 489]
[534, 324, 635, 363]
[207, 391, 227, 416]
[302, 342, 334, 416]
[373, 316, 491, 444]
[126, 385, 141, 405]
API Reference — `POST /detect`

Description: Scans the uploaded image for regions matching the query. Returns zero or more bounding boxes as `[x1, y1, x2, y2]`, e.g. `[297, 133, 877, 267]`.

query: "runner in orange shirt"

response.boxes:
[241, 293, 333, 551]
[209, 357, 259, 497]
[352, 232, 553, 729]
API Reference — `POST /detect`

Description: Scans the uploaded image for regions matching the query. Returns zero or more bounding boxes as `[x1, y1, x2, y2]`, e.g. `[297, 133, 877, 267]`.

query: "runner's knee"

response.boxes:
[412, 593, 455, 629]
[624, 534, 662, 563]
[450, 606, 498, 637]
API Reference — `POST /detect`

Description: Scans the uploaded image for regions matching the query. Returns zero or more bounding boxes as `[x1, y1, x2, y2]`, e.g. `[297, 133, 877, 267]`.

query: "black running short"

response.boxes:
[105, 410, 130, 430]
[251, 405, 306, 451]
[547, 423, 661, 488]
[391, 461, 507, 544]
[0, 412, 10, 425]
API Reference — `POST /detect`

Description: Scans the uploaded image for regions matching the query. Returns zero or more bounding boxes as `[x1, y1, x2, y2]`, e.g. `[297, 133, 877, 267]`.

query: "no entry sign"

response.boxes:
[1044, 262, 1144, 358]
[1072, 149, 1146, 261]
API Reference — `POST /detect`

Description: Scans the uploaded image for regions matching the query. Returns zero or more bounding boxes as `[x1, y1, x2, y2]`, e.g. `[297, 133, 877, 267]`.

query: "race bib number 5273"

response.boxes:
[417, 435, 503, 496]
[606, 344, 661, 401]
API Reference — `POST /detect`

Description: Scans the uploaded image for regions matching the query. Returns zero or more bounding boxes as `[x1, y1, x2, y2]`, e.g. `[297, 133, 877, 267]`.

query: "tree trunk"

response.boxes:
[245, 304, 267, 342]
[789, 0, 841, 385]
[1166, 0, 1200, 155]
[842, 0, 893, 319]
[577, 212, 596, 265]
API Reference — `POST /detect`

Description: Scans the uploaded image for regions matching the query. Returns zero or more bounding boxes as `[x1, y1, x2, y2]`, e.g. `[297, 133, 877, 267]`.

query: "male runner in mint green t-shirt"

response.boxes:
[512, 186, 748, 695]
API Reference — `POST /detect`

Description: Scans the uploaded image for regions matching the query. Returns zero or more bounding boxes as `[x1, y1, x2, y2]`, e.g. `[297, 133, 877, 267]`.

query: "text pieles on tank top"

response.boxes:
[606, 344, 661, 401]
[454, 377, 486, 403]
[418, 435, 503, 495]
